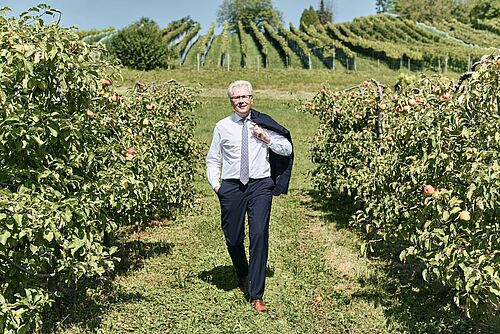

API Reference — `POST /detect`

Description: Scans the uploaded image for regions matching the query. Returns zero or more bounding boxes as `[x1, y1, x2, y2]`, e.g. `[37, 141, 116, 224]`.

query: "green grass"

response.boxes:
[242, 28, 265, 70]
[227, 33, 243, 68]
[182, 35, 203, 67]
[119, 66, 460, 98]
[45, 89, 497, 333]
[203, 35, 223, 68]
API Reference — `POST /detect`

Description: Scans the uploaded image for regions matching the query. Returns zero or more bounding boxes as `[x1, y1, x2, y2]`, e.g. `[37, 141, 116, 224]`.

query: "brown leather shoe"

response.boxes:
[251, 299, 267, 313]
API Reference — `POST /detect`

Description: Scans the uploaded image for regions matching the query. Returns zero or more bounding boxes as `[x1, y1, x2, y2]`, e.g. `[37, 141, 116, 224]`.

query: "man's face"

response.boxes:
[230, 85, 253, 118]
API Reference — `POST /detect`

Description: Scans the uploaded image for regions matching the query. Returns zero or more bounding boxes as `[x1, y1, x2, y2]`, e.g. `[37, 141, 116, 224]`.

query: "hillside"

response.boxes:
[82, 15, 500, 73]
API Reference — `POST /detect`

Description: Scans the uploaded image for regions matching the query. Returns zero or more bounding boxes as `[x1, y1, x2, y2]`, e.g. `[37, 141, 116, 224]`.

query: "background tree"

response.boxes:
[318, 0, 334, 24]
[376, 0, 396, 13]
[109, 17, 173, 70]
[300, 6, 321, 30]
[392, 0, 460, 22]
[468, 0, 500, 21]
[217, 0, 283, 31]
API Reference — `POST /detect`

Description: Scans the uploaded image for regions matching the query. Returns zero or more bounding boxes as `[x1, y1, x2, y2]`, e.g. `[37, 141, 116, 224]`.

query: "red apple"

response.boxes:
[126, 147, 137, 155]
[111, 94, 122, 102]
[101, 78, 113, 86]
[408, 98, 416, 106]
[85, 109, 95, 118]
[441, 92, 451, 100]
[423, 184, 435, 197]
[459, 210, 470, 221]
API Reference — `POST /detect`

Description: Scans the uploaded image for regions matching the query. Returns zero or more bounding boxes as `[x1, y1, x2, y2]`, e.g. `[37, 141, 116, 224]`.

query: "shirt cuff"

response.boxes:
[209, 180, 220, 190]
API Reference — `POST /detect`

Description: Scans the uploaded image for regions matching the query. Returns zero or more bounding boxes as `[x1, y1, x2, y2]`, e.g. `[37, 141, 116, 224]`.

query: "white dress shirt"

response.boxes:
[206, 113, 292, 189]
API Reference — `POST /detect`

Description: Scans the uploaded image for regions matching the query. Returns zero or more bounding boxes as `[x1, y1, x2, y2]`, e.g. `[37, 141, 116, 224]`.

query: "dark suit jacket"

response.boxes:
[250, 109, 294, 196]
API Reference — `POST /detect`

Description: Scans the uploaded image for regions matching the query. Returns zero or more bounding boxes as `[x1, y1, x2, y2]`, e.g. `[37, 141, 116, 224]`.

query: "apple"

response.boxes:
[126, 147, 137, 155]
[415, 96, 424, 103]
[319, 88, 326, 94]
[378, 102, 387, 110]
[459, 210, 470, 221]
[441, 92, 451, 100]
[111, 94, 122, 102]
[403, 105, 412, 112]
[423, 184, 435, 197]
[37, 82, 48, 90]
[85, 109, 95, 118]
[496, 59, 500, 66]
[125, 153, 134, 161]
[101, 78, 112, 86]
[408, 98, 416, 106]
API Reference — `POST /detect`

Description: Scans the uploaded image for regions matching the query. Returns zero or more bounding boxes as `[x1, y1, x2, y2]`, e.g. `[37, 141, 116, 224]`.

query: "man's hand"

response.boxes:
[214, 185, 220, 193]
[251, 124, 270, 144]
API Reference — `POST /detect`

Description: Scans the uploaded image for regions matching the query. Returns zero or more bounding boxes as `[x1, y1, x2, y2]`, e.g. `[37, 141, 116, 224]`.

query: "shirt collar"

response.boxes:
[231, 113, 251, 122]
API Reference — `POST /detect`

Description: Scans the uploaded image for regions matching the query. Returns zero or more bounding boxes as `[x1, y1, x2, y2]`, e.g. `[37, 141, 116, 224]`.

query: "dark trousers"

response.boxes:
[217, 177, 274, 300]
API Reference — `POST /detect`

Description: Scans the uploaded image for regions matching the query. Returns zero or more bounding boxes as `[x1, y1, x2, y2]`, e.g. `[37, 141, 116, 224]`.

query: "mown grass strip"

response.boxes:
[49, 91, 492, 334]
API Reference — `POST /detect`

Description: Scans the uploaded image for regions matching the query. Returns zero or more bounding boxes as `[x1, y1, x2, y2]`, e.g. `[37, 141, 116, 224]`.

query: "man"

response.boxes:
[206, 80, 293, 313]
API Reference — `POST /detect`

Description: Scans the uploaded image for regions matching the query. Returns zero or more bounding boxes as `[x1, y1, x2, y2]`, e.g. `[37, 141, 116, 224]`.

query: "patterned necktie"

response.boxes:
[240, 117, 249, 185]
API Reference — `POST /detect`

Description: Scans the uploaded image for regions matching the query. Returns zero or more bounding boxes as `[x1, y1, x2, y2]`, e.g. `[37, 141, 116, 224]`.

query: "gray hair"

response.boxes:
[227, 80, 253, 99]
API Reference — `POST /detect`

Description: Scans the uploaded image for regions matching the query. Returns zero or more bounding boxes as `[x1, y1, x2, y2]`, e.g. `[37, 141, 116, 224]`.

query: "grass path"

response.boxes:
[54, 95, 490, 333]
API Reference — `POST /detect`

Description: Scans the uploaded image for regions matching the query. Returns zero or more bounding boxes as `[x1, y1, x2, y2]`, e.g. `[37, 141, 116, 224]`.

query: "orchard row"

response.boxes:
[0, 7, 201, 332]
[304, 50, 500, 319]
[82, 13, 500, 71]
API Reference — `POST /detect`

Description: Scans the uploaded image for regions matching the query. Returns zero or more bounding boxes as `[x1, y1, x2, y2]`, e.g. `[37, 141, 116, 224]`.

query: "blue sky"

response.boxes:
[1, 0, 377, 32]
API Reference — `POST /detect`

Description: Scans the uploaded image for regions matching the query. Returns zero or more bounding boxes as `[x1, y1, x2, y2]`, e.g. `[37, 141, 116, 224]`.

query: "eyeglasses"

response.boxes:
[230, 95, 253, 101]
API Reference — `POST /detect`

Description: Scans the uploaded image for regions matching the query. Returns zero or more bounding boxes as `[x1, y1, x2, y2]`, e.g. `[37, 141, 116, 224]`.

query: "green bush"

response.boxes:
[0, 6, 200, 332]
[305, 50, 500, 319]
[109, 17, 173, 70]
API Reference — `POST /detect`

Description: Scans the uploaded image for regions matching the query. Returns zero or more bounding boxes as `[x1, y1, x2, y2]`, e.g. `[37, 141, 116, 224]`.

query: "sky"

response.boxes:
[1, 0, 377, 33]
